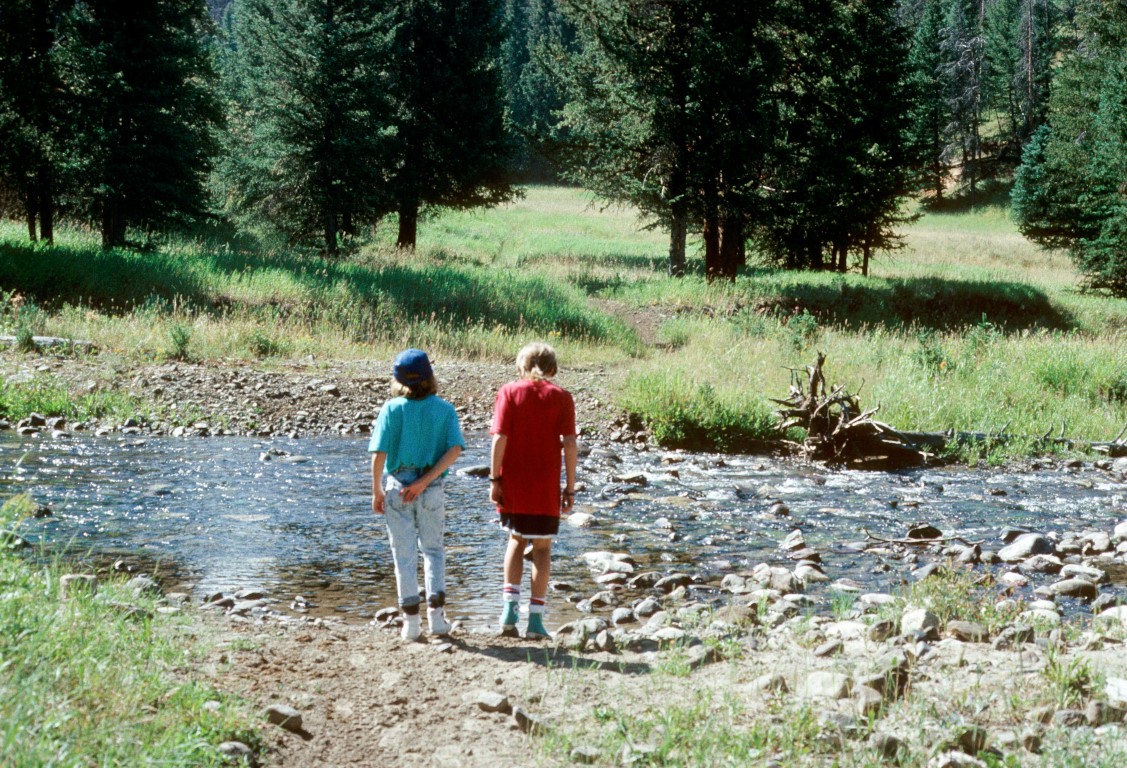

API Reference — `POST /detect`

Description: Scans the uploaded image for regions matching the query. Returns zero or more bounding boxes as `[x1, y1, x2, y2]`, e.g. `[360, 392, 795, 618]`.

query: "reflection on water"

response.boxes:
[1, 434, 1123, 625]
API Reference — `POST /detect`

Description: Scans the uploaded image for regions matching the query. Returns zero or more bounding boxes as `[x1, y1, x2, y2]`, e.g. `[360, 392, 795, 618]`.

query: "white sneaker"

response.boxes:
[428, 607, 453, 636]
[400, 613, 421, 642]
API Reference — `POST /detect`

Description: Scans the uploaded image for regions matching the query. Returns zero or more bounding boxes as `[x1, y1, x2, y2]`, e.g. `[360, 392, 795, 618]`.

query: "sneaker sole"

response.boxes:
[498, 625, 520, 638]
[524, 630, 551, 640]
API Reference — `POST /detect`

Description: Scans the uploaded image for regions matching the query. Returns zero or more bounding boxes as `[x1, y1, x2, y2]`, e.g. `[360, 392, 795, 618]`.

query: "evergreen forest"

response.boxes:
[1, 0, 1125, 295]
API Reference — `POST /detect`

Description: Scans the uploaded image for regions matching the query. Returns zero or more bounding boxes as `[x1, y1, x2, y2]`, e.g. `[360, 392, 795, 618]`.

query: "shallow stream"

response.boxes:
[3, 433, 1124, 627]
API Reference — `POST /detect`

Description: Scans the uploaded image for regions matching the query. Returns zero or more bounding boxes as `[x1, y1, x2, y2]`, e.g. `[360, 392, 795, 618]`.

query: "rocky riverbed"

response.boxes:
[99, 494, 1127, 768]
[1, 354, 644, 443]
[8, 352, 1127, 766]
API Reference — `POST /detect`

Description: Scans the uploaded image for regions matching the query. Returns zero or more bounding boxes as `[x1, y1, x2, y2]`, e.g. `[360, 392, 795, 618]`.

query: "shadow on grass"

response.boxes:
[922, 177, 1014, 215]
[0, 240, 214, 309]
[0, 237, 631, 344]
[745, 272, 1073, 333]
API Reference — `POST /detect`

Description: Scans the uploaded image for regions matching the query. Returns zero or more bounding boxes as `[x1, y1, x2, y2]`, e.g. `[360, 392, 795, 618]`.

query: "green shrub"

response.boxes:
[246, 329, 285, 358]
[620, 373, 776, 452]
[167, 323, 193, 360]
[911, 328, 954, 374]
[14, 324, 37, 353]
[785, 309, 821, 351]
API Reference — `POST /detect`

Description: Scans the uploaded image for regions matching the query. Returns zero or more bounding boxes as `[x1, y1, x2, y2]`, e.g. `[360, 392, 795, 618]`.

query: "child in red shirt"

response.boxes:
[490, 342, 578, 639]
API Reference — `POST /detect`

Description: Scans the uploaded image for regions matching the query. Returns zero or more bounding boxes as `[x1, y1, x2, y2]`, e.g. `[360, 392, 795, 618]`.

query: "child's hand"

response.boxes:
[490, 482, 503, 506]
[372, 488, 385, 515]
[401, 479, 428, 503]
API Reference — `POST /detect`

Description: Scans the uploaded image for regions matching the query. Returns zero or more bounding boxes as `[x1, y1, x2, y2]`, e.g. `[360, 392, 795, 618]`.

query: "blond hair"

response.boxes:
[391, 376, 438, 400]
[516, 342, 558, 380]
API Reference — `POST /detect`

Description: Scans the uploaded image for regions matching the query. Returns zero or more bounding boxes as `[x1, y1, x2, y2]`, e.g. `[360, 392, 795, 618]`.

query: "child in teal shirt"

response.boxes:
[370, 349, 464, 641]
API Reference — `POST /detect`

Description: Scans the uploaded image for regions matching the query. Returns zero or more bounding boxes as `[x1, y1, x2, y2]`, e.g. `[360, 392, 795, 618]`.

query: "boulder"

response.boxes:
[998, 533, 1053, 563]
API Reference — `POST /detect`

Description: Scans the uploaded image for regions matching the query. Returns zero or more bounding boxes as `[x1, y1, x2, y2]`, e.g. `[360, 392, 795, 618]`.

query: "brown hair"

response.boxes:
[516, 342, 558, 380]
[391, 376, 438, 400]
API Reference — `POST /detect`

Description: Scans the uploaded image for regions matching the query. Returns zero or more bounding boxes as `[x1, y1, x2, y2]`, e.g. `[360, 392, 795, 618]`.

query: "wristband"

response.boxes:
[489, 477, 501, 482]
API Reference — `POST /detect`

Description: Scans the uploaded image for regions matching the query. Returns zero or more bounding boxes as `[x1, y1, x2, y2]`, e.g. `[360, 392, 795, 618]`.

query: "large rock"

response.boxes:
[947, 620, 989, 643]
[1041, 578, 1098, 601]
[1060, 563, 1105, 583]
[1105, 677, 1127, 708]
[901, 608, 940, 638]
[998, 533, 1053, 563]
[1095, 606, 1127, 627]
[799, 671, 851, 700]
[1017, 554, 1063, 574]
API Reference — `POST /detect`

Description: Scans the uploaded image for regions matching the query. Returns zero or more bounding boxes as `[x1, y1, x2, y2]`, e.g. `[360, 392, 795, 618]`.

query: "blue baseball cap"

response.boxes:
[393, 348, 433, 385]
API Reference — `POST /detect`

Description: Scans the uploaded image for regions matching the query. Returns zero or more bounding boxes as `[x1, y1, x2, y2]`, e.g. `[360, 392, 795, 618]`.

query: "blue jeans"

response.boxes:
[383, 468, 446, 610]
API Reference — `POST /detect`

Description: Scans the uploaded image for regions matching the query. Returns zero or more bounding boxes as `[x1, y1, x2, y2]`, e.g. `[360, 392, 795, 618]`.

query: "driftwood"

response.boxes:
[897, 424, 1127, 458]
[773, 353, 934, 467]
[773, 354, 1127, 467]
[862, 528, 984, 548]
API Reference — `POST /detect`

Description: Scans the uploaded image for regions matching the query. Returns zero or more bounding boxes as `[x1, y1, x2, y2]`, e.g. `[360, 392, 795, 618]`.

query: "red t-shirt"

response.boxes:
[491, 379, 576, 517]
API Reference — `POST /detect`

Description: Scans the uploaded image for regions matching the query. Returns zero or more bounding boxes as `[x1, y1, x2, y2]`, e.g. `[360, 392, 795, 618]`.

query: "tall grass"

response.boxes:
[3, 188, 1125, 457]
[0, 376, 142, 424]
[0, 495, 260, 765]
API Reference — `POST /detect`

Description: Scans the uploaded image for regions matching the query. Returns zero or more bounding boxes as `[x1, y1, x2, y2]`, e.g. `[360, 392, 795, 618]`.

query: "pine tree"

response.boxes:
[984, 0, 1059, 160]
[60, 0, 222, 249]
[385, 0, 515, 249]
[905, 0, 950, 200]
[0, 0, 74, 244]
[758, 0, 914, 273]
[503, 0, 575, 181]
[941, 0, 986, 203]
[220, 0, 393, 254]
[551, 0, 789, 278]
[1012, 0, 1127, 295]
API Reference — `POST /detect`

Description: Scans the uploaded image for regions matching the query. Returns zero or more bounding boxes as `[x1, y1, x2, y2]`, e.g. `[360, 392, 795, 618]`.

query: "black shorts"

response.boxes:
[499, 512, 559, 539]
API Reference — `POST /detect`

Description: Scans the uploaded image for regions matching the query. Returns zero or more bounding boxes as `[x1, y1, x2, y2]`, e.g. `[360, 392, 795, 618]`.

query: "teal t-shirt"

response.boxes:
[368, 395, 465, 473]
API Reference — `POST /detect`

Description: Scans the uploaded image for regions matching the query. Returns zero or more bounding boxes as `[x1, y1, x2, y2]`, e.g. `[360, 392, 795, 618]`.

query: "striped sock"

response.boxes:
[529, 596, 546, 614]
[503, 583, 521, 603]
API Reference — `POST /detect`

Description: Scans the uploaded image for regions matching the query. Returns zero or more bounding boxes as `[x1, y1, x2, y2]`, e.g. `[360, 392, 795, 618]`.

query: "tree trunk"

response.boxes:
[397, 200, 418, 249]
[668, 212, 686, 278]
[809, 240, 824, 270]
[26, 190, 38, 243]
[101, 197, 124, 250]
[719, 216, 742, 279]
[667, 13, 689, 280]
[703, 214, 721, 281]
[324, 205, 338, 256]
[38, 168, 53, 245]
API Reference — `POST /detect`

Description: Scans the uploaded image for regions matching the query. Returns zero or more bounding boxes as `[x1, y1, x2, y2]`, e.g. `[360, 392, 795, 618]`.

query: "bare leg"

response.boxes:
[503, 534, 525, 585]
[529, 538, 551, 599]
[499, 535, 525, 632]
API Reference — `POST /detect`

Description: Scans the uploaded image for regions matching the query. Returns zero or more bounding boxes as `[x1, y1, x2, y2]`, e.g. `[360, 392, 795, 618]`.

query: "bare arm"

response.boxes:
[490, 433, 507, 505]
[562, 435, 578, 512]
[400, 445, 463, 502]
[371, 452, 387, 514]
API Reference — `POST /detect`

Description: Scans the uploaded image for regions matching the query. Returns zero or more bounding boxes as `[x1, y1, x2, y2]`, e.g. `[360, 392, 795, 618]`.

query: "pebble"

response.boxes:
[265, 704, 303, 733]
[472, 691, 511, 714]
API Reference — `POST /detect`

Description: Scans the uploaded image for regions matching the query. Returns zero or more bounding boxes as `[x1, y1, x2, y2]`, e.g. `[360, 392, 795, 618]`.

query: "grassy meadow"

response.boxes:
[0, 495, 260, 766]
[2, 185, 1126, 459]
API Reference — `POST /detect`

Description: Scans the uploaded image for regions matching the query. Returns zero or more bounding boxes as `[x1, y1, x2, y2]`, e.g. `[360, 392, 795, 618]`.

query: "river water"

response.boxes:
[2, 433, 1124, 626]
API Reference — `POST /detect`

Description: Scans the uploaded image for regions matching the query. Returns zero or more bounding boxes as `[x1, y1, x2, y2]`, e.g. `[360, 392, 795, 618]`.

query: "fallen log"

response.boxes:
[773, 355, 1127, 466]
[773, 353, 934, 467]
[0, 335, 96, 352]
[862, 528, 984, 548]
